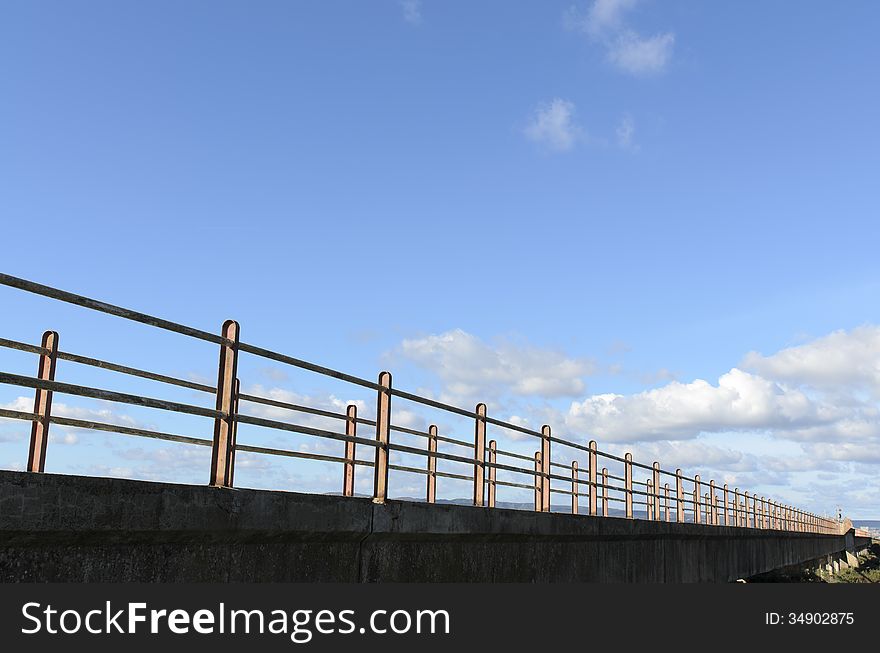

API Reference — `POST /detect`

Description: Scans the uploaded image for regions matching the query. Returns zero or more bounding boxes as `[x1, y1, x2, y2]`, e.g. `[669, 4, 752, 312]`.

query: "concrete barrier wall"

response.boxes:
[0, 470, 849, 583]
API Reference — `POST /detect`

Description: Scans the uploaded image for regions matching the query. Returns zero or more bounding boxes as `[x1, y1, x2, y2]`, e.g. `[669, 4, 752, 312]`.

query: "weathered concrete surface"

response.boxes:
[0, 470, 850, 582]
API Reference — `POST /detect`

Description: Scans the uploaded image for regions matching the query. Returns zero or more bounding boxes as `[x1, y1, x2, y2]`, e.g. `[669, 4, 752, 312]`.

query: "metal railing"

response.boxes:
[0, 273, 840, 535]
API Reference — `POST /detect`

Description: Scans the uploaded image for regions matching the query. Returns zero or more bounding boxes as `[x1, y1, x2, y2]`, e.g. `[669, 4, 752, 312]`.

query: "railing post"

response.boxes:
[228, 378, 240, 487]
[704, 493, 709, 524]
[372, 371, 392, 503]
[541, 425, 551, 513]
[27, 330, 59, 473]
[488, 439, 497, 508]
[723, 484, 729, 526]
[664, 483, 670, 522]
[652, 462, 661, 520]
[675, 468, 683, 523]
[474, 403, 487, 507]
[602, 468, 609, 517]
[210, 320, 239, 488]
[343, 404, 357, 497]
[713, 493, 719, 527]
[533, 451, 542, 512]
[709, 480, 716, 525]
[588, 440, 598, 516]
[427, 424, 437, 503]
[571, 461, 579, 515]
[744, 491, 750, 528]
[646, 479, 654, 520]
[694, 475, 701, 524]
[733, 488, 740, 526]
[625, 453, 634, 519]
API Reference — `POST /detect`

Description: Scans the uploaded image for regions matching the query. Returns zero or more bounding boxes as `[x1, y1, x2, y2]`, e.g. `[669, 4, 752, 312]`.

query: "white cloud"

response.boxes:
[0, 396, 138, 431]
[400, 0, 422, 25]
[524, 98, 583, 151]
[805, 442, 880, 464]
[398, 328, 594, 404]
[565, 1, 675, 75]
[566, 368, 840, 442]
[607, 30, 675, 75]
[565, 0, 637, 37]
[743, 326, 880, 393]
[616, 113, 636, 148]
[240, 385, 367, 424]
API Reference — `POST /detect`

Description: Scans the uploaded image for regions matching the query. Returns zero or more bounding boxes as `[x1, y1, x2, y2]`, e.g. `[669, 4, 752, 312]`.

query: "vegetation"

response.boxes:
[824, 543, 880, 583]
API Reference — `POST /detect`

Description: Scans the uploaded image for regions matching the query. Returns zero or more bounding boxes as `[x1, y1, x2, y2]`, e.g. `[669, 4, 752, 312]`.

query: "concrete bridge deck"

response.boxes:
[0, 470, 866, 583]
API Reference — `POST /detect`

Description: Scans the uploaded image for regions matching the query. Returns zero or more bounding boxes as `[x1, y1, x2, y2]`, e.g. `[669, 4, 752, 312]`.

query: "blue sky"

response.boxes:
[1, 1, 879, 518]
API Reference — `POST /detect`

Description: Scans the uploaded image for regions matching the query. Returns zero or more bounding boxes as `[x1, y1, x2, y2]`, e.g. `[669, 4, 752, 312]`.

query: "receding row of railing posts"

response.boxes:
[12, 324, 837, 536]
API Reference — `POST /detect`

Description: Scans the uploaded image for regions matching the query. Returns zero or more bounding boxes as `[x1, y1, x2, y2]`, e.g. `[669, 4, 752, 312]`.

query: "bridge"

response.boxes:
[0, 273, 872, 582]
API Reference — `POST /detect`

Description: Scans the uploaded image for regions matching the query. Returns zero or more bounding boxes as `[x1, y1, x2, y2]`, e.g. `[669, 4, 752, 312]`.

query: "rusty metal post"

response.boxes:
[488, 439, 497, 508]
[343, 404, 357, 497]
[652, 462, 661, 520]
[427, 424, 438, 503]
[588, 440, 598, 516]
[227, 378, 241, 487]
[372, 371, 392, 503]
[713, 494, 719, 527]
[602, 467, 609, 517]
[646, 479, 654, 520]
[533, 452, 542, 512]
[541, 425, 551, 513]
[744, 491, 750, 528]
[694, 475, 702, 524]
[709, 480, 716, 525]
[27, 330, 59, 473]
[473, 403, 487, 507]
[733, 488, 740, 526]
[664, 483, 670, 522]
[675, 468, 684, 523]
[625, 453, 634, 519]
[210, 320, 239, 488]
[723, 484, 729, 527]
[571, 461, 579, 515]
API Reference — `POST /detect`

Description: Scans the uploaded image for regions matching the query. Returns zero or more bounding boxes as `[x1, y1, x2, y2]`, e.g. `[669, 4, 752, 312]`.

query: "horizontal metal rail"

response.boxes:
[0, 273, 841, 534]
